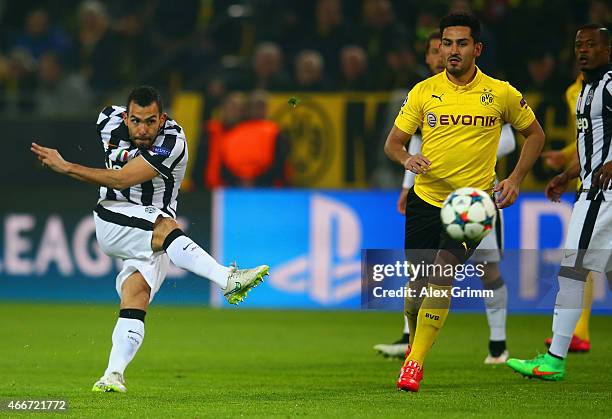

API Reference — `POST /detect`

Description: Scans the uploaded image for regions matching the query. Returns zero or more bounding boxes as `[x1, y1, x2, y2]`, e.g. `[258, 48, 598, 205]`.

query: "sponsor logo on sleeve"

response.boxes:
[151, 146, 171, 157]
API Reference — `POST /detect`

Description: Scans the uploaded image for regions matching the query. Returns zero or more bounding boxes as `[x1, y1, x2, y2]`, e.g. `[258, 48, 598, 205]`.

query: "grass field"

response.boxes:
[1, 303, 611, 418]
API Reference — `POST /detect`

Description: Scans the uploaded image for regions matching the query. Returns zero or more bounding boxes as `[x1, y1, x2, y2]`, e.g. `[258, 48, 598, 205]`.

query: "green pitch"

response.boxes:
[0, 303, 610, 418]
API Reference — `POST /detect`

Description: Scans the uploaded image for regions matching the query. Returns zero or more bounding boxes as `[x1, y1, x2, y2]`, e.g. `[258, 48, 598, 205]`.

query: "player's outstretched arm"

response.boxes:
[31, 142, 157, 189]
[494, 119, 545, 208]
[384, 125, 430, 174]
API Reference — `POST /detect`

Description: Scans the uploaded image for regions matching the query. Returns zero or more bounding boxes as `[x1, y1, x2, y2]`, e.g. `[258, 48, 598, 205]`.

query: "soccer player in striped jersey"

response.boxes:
[31, 86, 269, 393]
[374, 32, 515, 364]
[384, 14, 545, 392]
[542, 76, 594, 353]
[506, 24, 611, 381]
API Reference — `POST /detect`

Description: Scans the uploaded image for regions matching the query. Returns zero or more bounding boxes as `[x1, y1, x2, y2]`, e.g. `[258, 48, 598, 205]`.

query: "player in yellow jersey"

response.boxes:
[384, 13, 545, 393]
[542, 74, 594, 353]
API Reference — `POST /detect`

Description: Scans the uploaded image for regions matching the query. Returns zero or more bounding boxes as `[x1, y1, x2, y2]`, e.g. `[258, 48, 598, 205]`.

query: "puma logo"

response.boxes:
[432, 93, 444, 102]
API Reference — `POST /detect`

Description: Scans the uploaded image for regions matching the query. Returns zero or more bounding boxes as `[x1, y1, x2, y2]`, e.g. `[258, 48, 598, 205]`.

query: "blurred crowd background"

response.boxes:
[2, 0, 611, 189]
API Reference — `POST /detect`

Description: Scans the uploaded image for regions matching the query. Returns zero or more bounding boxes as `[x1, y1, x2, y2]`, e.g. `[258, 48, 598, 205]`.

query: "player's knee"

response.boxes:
[405, 296, 423, 316]
[481, 263, 504, 290]
[154, 216, 179, 234]
[121, 273, 151, 310]
[151, 216, 181, 251]
[558, 265, 589, 282]
[404, 280, 426, 315]
[481, 262, 500, 282]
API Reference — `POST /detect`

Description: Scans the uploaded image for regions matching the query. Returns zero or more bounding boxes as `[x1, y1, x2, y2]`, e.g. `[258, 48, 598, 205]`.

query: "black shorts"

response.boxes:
[404, 188, 476, 264]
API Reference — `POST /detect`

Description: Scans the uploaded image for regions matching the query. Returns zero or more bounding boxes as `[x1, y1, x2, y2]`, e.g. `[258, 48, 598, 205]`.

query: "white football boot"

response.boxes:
[223, 264, 269, 305]
[92, 372, 127, 393]
[484, 350, 509, 365]
[373, 342, 409, 359]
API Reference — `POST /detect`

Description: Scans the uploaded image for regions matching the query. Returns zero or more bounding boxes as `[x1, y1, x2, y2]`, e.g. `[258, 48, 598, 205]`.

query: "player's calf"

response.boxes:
[153, 217, 231, 289]
[482, 273, 508, 363]
[153, 218, 269, 301]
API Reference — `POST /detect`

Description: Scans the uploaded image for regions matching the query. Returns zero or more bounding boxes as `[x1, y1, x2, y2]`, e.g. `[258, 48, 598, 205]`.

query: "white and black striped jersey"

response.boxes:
[576, 66, 612, 201]
[96, 106, 188, 218]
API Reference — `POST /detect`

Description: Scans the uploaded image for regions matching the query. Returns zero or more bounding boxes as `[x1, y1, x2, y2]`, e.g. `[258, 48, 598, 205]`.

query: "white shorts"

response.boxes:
[93, 200, 172, 301]
[470, 208, 504, 263]
[561, 196, 612, 273]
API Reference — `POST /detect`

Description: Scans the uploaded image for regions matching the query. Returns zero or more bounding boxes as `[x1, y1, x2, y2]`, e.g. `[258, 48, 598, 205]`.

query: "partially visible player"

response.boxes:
[374, 33, 444, 359]
[384, 13, 545, 392]
[506, 24, 611, 381]
[374, 32, 515, 364]
[31, 86, 269, 393]
[542, 73, 594, 353]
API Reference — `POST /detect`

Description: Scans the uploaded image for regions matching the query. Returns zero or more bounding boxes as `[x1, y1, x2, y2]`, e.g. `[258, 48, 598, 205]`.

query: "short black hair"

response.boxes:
[425, 32, 441, 54]
[126, 85, 163, 114]
[577, 23, 611, 46]
[439, 13, 481, 43]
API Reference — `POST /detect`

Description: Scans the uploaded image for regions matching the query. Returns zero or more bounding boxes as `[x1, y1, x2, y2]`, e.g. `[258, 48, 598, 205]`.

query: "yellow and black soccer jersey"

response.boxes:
[562, 75, 582, 191]
[394, 67, 536, 207]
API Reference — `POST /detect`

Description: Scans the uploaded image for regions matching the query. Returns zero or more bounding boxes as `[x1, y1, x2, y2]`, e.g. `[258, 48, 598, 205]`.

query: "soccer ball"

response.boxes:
[440, 187, 497, 242]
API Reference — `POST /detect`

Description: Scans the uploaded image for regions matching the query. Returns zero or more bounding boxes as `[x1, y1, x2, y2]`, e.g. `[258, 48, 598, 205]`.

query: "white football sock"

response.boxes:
[484, 283, 507, 341]
[105, 318, 145, 376]
[403, 315, 410, 335]
[549, 276, 584, 358]
[165, 235, 229, 289]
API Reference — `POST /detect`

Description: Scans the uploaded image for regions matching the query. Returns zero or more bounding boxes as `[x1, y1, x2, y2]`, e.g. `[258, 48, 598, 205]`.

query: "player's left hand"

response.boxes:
[494, 177, 519, 209]
[592, 161, 612, 190]
[541, 150, 566, 170]
[30, 142, 69, 174]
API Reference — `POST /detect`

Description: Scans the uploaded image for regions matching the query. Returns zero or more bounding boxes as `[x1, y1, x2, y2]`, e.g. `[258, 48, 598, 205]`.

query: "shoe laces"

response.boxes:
[227, 262, 239, 280]
[109, 372, 125, 384]
[532, 353, 548, 363]
[402, 360, 422, 378]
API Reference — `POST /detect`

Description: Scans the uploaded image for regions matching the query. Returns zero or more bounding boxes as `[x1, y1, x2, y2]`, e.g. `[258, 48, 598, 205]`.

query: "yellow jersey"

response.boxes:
[394, 67, 536, 207]
[563, 74, 583, 191]
[562, 74, 582, 162]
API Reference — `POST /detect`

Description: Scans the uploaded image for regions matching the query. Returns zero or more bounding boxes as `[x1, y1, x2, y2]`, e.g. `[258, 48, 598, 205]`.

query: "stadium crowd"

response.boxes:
[1, 0, 610, 187]
[0, 0, 609, 115]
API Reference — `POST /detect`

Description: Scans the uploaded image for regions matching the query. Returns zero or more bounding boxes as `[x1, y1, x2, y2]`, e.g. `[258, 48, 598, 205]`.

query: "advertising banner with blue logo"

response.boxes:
[0, 189, 212, 304]
[213, 189, 611, 312]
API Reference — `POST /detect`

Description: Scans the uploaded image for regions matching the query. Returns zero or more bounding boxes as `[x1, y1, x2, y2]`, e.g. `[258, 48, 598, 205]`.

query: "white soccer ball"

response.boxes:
[440, 187, 497, 242]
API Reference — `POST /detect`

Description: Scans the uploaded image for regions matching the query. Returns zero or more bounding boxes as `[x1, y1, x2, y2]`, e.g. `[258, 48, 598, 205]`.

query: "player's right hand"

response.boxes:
[396, 188, 409, 214]
[541, 150, 566, 171]
[31, 142, 69, 174]
[403, 154, 431, 174]
[545, 172, 569, 202]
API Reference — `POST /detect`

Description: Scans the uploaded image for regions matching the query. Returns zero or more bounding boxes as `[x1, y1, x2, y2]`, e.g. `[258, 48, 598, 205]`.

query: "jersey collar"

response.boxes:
[443, 66, 483, 91]
[582, 64, 611, 84]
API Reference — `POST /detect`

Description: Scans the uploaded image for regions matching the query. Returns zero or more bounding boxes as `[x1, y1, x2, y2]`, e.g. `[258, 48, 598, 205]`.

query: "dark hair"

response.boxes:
[439, 13, 481, 43]
[425, 32, 441, 54]
[578, 23, 611, 46]
[126, 85, 163, 114]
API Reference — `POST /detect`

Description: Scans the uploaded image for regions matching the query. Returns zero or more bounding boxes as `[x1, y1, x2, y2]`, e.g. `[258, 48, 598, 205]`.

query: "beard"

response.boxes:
[446, 63, 465, 76]
[132, 138, 154, 150]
